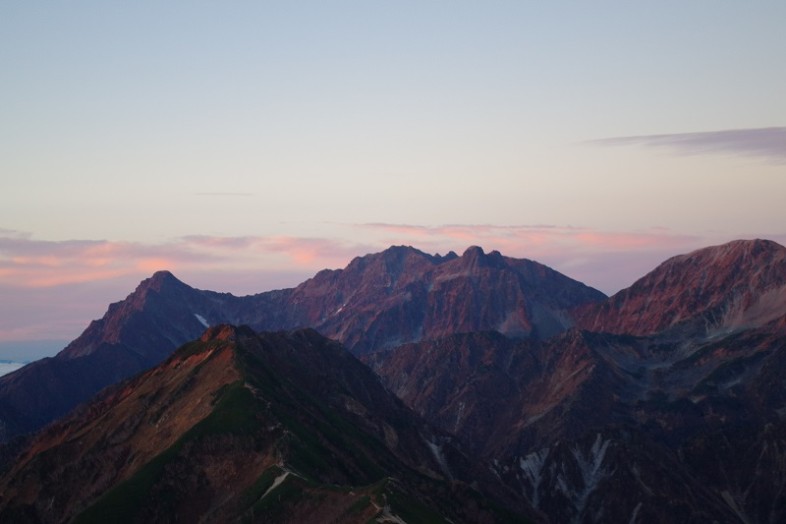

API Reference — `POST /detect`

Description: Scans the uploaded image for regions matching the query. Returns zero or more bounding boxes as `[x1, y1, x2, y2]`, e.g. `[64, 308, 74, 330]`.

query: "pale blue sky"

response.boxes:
[1, 2, 785, 351]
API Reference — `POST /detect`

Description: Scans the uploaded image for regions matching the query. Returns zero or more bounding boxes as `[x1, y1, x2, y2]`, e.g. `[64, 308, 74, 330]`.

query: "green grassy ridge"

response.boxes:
[234, 340, 394, 482]
[72, 380, 256, 524]
[232, 336, 533, 523]
[72, 335, 531, 523]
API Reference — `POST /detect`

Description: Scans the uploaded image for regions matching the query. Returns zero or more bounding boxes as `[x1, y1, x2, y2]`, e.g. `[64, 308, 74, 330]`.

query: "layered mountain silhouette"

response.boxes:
[369, 239, 786, 522]
[2, 239, 786, 523]
[0, 245, 602, 442]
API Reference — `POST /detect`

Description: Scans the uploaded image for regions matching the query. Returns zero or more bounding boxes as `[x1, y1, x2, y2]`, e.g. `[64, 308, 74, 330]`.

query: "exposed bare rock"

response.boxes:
[576, 239, 786, 337]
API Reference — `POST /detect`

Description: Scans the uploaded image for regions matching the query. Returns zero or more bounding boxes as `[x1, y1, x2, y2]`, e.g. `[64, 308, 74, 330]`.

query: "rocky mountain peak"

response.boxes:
[463, 245, 486, 258]
[199, 324, 254, 342]
[459, 245, 506, 270]
[136, 269, 185, 293]
[577, 239, 786, 336]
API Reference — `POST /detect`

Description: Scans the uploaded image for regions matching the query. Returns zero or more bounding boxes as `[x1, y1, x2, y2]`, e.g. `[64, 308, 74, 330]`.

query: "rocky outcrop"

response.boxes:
[284, 245, 604, 353]
[368, 240, 786, 522]
[576, 239, 786, 337]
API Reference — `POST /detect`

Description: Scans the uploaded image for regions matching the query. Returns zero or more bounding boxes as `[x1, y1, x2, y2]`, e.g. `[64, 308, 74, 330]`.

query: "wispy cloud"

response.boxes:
[589, 127, 786, 163]
[0, 231, 370, 344]
[356, 223, 726, 294]
[193, 192, 255, 197]
[358, 222, 700, 255]
[0, 231, 368, 290]
[4, 225, 779, 295]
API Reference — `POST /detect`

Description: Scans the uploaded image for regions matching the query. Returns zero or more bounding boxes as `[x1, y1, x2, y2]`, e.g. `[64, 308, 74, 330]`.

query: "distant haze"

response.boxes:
[0, 340, 69, 362]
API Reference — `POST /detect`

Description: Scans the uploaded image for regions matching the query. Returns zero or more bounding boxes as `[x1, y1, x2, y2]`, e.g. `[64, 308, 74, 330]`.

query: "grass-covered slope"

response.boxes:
[0, 325, 532, 524]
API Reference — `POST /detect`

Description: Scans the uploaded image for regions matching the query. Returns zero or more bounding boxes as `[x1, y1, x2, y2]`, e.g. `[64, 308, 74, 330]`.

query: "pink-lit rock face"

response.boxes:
[280, 245, 605, 353]
[576, 239, 786, 337]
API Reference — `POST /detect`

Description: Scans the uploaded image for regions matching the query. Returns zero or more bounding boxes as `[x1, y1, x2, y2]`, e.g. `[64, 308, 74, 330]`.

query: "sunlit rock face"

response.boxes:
[368, 240, 786, 523]
[0, 245, 604, 442]
[575, 239, 786, 338]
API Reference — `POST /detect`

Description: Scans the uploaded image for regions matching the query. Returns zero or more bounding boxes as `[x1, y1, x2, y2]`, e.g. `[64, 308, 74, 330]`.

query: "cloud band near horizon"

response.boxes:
[1, 224, 772, 291]
[2, 225, 785, 345]
[589, 126, 786, 163]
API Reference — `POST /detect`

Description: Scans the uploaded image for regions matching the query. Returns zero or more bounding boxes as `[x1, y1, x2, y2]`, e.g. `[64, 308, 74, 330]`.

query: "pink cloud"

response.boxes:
[2, 226, 783, 347]
[358, 222, 701, 257]
[0, 231, 371, 345]
[2, 226, 772, 296]
[0, 231, 371, 291]
[355, 222, 738, 293]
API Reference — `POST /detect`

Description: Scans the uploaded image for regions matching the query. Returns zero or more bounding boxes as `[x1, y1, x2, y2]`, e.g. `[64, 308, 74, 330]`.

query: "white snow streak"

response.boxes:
[260, 471, 290, 500]
[194, 313, 209, 328]
[628, 502, 642, 524]
[453, 401, 466, 433]
[570, 434, 612, 519]
[519, 448, 549, 508]
[426, 438, 452, 480]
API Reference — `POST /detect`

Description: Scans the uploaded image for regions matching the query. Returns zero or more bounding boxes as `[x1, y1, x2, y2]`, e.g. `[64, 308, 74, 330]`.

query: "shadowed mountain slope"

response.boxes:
[368, 240, 786, 522]
[0, 326, 533, 524]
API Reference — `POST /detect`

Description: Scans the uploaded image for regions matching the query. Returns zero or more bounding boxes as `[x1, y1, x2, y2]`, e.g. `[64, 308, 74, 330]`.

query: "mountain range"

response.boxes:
[0, 245, 602, 442]
[1, 239, 786, 523]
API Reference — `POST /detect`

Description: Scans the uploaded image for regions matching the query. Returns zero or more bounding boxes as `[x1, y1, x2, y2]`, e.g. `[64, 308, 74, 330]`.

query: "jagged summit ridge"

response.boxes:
[0, 244, 604, 442]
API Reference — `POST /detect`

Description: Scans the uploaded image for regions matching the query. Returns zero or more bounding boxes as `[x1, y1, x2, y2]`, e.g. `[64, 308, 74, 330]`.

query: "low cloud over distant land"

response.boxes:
[590, 127, 786, 163]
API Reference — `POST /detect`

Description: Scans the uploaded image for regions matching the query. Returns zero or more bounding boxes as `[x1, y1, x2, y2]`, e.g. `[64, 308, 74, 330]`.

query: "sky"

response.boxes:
[1, 2, 785, 359]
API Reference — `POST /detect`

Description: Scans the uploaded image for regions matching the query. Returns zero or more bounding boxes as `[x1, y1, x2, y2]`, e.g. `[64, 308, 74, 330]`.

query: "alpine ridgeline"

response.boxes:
[0, 326, 532, 523]
[0, 245, 603, 441]
[368, 239, 786, 523]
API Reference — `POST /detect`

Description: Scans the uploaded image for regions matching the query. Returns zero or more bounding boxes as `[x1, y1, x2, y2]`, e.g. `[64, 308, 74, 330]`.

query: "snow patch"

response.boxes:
[628, 502, 642, 524]
[194, 313, 209, 328]
[376, 505, 408, 524]
[721, 490, 753, 524]
[570, 434, 612, 518]
[425, 438, 452, 480]
[519, 447, 549, 507]
[260, 471, 290, 500]
[453, 401, 465, 433]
